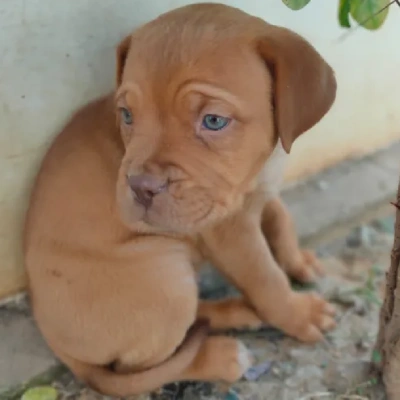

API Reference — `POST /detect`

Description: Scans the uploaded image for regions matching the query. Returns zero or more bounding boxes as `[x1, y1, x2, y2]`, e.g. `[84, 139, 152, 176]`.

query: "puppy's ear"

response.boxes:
[116, 34, 132, 87]
[257, 26, 336, 153]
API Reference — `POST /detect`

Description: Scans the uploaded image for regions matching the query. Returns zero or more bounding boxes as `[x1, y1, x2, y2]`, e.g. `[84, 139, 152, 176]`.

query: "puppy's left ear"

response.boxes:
[257, 25, 337, 153]
[116, 34, 132, 87]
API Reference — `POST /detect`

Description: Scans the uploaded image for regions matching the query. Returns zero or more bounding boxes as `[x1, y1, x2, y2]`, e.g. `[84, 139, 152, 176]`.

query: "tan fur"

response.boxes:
[24, 3, 337, 397]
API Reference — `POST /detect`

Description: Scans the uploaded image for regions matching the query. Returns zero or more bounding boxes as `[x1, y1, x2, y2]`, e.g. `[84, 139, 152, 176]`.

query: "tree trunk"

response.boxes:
[375, 180, 400, 399]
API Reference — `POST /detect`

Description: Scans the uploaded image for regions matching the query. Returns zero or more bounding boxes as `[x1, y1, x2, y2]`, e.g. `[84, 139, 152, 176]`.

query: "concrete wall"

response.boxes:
[1, 0, 399, 299]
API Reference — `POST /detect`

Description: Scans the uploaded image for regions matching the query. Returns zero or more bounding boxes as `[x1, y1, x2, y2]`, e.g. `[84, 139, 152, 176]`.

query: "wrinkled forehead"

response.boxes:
[121, 31, 270, 103]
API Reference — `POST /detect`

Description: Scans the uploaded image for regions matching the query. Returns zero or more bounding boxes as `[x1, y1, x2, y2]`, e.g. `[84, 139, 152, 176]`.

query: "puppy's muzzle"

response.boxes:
[127, 174, 168, 209]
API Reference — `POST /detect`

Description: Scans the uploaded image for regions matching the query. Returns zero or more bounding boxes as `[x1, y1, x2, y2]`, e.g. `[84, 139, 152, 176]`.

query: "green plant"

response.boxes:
[282, 0, 398, 30]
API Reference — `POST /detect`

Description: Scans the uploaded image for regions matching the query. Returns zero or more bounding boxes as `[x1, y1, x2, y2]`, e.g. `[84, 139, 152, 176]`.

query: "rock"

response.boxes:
[323, 360, 371, 392]
[285, 365, 322, 388]
[346, 226, 374, 248]
[285, 365, 324, 392]
[315, 180, 329, 191]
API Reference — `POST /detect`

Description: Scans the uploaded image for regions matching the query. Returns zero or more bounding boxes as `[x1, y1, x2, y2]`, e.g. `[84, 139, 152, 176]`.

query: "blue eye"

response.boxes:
[202, 114, 230, 131]
[120, 107, 133, 125]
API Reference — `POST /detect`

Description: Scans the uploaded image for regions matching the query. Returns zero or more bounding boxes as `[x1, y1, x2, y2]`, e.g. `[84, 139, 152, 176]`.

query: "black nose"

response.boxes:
[127, 174, 167, 208]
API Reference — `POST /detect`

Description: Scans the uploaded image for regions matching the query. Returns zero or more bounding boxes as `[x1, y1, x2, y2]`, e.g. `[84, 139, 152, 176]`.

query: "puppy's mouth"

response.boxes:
[122, 179, 217, 233]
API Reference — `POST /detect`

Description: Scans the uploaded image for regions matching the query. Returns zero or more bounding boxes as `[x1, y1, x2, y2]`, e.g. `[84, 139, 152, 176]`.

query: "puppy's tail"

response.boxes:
[56, 320, 209, 397]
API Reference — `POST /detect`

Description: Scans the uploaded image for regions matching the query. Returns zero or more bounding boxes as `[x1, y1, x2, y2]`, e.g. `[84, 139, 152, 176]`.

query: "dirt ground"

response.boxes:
[28, 214, 395, 400]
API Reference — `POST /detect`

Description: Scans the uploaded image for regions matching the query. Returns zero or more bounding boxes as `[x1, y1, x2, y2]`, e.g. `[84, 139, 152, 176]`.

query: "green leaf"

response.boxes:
[21, 386, 58, 400]
[370, 377, 378, 385]
[338, 0, 352, 28]
[281, 0, 312, 11]
[372, 349, 382, 364]
[350, 0, 390, 30]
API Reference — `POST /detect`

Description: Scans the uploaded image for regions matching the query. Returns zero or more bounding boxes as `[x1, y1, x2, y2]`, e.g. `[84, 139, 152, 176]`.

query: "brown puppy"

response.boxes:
[24, 3, 337, 397]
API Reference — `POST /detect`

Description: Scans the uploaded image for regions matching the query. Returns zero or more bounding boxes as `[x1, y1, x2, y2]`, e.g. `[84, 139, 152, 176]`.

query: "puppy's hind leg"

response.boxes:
[177, 335, 253, 384]
[198, 297, 263, 331]
[152, 298, 258, 385]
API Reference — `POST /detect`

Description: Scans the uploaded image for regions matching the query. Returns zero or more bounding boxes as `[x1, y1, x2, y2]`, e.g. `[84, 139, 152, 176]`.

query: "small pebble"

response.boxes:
[316, 180, 329, 191]
[224, 389, 240, 400]
[355, 338, 370, 351]
[272, 366, 281, 377]
[346, 226, 373, 248]
[244, 361, 272, 381]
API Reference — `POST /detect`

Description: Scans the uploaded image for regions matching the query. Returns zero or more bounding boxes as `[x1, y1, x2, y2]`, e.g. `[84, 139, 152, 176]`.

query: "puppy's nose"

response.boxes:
[127, 174, 167, 208]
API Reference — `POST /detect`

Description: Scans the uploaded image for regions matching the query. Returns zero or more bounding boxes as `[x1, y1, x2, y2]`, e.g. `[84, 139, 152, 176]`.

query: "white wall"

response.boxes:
[1, 0, 400, 298]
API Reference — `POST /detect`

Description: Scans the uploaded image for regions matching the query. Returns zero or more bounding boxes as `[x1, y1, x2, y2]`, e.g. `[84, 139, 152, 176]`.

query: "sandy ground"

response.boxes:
[24, 215, 395, 400]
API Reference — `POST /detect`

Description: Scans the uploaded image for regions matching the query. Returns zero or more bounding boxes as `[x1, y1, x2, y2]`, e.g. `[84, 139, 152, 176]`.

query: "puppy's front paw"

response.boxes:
[288, 292, 336, 343]
[285, 249, 324, 283]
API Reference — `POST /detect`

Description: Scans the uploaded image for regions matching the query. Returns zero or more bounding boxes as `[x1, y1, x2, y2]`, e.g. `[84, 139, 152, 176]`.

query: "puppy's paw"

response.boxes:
[209, 337, 253, 383]
[286, 249, 324, 283]
[289, 292, 336, 343]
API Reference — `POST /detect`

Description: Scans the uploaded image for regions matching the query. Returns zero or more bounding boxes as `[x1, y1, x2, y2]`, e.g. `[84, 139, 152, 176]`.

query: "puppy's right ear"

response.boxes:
[116, 35, 132, 87]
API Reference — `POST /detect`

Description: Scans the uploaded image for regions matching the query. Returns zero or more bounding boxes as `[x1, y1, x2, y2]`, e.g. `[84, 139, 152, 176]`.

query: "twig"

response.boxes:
[298, 392, 333, 400]
[391, 201, 400, 210]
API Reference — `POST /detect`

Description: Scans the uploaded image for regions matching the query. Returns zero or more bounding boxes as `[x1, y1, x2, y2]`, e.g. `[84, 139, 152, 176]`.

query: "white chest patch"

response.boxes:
[256, 140, 288, 199]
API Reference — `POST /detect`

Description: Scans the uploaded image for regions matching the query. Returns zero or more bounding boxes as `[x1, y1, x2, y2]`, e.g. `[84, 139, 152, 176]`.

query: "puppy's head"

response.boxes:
[115, 3, 336, 234]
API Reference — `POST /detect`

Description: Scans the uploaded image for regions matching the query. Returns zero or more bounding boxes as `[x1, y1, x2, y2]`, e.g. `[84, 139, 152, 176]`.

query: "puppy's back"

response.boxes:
[24, 95, 124, 253]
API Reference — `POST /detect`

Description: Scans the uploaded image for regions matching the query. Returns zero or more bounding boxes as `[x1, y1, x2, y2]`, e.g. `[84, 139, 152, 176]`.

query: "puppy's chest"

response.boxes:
[255, 141, 288, 199]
